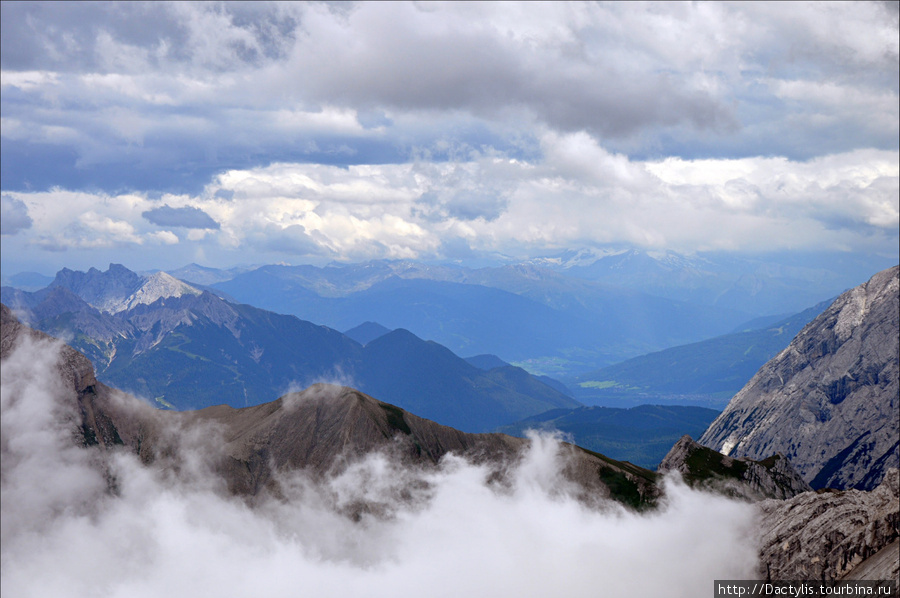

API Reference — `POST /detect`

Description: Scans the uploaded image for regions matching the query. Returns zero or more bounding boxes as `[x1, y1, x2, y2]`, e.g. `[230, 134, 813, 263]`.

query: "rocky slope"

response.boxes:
[700, 266, 899, 490]
[757, 468, 899, 583]
[658, 435, 811, 500]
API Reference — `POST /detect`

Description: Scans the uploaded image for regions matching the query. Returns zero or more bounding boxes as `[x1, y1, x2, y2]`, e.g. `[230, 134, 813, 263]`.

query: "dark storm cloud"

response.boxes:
[3, 1, 897, 200]
[142, 205, 219, 230]
[0, 194, 33, 235]
[290, 3, 736, 140]
[0, 1, 184, 72]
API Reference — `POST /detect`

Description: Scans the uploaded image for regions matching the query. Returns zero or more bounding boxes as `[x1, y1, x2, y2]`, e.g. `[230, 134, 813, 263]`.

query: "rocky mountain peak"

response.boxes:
[116, 271, 201, 313]
[49, 264, 202, 314]
[50, 263, 144, 312]
[700, 266, 899, 490]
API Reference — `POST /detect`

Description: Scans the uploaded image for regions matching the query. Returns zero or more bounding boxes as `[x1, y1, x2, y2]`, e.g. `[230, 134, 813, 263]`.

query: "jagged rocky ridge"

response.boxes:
[50, 263, 202, 313]
[700, 266, 900, 490]
[658, 435, 811, 500]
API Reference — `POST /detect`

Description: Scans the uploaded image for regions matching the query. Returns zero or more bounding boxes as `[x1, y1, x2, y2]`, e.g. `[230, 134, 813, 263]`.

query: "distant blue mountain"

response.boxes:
[534, 247, 893, 317]
[213, 262, 756, 375]
[0, 271, 54, 291]
[343, 321, 392, 346]
[465, 354, 510, 370]
[2, 265, 580, 432]
[571, 299, 832, 408]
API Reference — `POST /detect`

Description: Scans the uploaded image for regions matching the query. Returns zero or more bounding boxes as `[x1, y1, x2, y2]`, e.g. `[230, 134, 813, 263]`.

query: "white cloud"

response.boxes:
[148, 230, 179, 245]
[3, 138, 898, 265]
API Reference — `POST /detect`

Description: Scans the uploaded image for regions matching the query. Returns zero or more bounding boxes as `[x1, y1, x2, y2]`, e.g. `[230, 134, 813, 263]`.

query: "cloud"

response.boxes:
[0, 194, 32, 234]
[2, 2, 897, 198]
[1, 138, 897, 271]
[142, 204, 220, 229]
[1, 3, 898, 272]
[1, 339, 761, 597]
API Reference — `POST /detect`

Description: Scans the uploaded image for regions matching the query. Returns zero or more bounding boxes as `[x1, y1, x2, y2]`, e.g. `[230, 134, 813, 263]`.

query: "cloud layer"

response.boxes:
[1, 338, 760, 597]
[1, 2, 897, 272]
[2, 136, 897, 269]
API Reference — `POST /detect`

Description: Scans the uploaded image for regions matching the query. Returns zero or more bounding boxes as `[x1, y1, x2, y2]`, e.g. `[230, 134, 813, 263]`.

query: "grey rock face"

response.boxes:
[700, 266, 899, 490]
[658, 435, 811, 500]
[757, 468, 899, 583]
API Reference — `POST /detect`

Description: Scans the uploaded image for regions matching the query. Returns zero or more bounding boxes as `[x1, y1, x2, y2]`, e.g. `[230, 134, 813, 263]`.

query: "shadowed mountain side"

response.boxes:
[465, 354, 511, 370]
[700, 266, 900, 490]
[105, 293, 362, 410]
[466, 354, 573, 396]
[0, 304, 658, 510]
[356, 329, 581, 433]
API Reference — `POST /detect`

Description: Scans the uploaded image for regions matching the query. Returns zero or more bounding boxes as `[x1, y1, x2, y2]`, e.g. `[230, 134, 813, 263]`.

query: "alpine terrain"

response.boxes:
[700, 266, 900, 490]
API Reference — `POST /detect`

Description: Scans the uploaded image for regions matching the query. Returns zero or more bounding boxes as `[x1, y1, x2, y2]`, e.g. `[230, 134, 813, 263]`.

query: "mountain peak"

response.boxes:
[343, 321, 392, 346]
[699, 265, 899, 490]
[48, 264, 202, 314]
[117, 271, 201, 313]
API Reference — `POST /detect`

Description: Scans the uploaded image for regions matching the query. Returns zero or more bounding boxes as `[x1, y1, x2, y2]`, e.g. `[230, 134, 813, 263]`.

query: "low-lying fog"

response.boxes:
[2, 337, 759, 597]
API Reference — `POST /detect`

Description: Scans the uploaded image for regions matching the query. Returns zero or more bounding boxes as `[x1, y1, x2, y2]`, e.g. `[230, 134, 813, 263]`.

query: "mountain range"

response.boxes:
[1, 265, 579, 433]
[4, 295, 896, 583]
[199, 259, 758, 375]
[2, 257, 898, 584]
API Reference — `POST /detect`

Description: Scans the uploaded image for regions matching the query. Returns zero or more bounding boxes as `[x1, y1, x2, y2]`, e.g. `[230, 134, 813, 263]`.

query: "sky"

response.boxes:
[1, 1, 898, 276]
[1, 335, 760, 597]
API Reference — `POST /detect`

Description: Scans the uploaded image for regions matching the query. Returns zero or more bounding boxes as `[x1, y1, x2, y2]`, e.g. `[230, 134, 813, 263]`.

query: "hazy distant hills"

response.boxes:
[211, 261, 754, 374]
[572, 299, 833, 408]
[701, 265, 899, 490]
[498, 404, 720, 469]
[343, 321, 392, 345]
[1, 265, 579, 432]
[198, 249, 890, 377]
[532, 247, 895, 317]
[355, 329, 580, 432]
